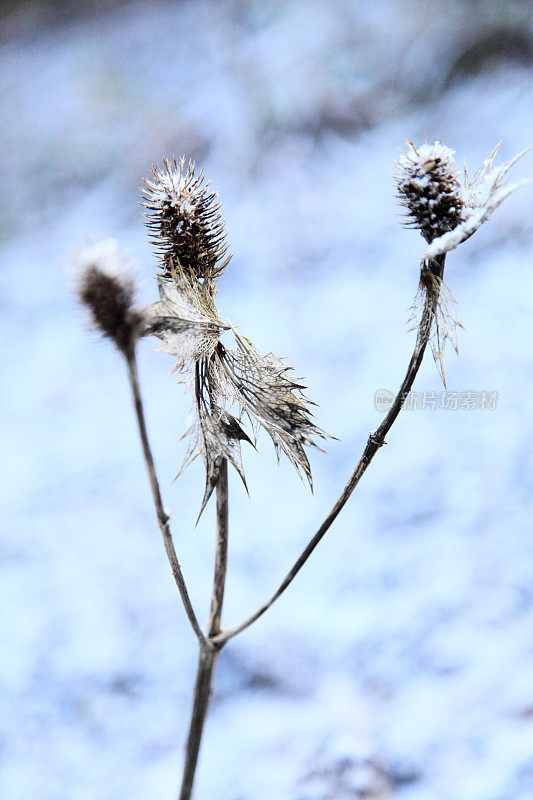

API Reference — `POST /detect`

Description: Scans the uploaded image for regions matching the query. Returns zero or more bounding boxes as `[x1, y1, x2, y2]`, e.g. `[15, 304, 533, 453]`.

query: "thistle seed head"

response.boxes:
[76, 239, 143, 355]
[397, 140, 530, 260]
[396, 141, 465, 243]
[142, 157, 231, 294]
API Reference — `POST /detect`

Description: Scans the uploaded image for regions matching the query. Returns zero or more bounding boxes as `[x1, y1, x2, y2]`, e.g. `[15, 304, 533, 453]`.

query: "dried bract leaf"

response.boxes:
[215, 334, 326, 487]
[143, 280, 227, 369]
[409, 266, 463, 388]
[171, 333, 326, 519]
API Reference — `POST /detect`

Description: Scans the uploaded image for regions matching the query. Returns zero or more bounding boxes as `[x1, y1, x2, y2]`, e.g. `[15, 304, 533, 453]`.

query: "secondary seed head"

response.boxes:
[76, 239, 142, 355]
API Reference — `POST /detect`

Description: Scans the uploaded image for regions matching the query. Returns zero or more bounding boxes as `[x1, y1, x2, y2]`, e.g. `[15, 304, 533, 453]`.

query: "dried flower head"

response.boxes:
[76, 239, 143, 355]
[397, 141, 465, 243]
[397, 140, 530, 259]
[398, 139, 529, 386]
[142, 158, 326, 518]
[142, 157, 230, 317]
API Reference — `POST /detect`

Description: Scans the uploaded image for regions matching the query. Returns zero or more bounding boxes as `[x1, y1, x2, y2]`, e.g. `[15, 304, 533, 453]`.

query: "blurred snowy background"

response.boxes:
[1, 1, 532, 798]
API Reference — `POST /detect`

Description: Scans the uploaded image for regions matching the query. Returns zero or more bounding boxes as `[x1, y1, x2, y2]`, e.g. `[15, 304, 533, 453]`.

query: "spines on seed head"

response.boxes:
[396, 141, 465, 243]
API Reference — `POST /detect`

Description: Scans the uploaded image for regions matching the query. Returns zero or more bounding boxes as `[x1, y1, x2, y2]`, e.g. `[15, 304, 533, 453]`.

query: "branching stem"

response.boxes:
[127, 254, 445, 798]
[212, 255, 446, 646]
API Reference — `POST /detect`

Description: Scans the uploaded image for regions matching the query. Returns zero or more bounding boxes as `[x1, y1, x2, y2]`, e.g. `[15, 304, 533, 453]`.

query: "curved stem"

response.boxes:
[212, 255, 445, 646]
[125, 349, 205, 645]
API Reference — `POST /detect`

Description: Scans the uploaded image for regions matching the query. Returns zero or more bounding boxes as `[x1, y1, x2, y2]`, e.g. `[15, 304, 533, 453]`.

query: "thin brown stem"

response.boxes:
[125, 348, 205, 645]
[178, 645, 218, 800]
[208, 459, 229, 637]
[178, 461, 229, 800]
[212, 255, 445, 646]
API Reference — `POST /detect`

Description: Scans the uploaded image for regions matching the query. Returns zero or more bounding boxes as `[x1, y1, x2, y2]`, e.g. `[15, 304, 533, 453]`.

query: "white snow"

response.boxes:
[397, 141, 457, 172]
[72, 237, 134, 280]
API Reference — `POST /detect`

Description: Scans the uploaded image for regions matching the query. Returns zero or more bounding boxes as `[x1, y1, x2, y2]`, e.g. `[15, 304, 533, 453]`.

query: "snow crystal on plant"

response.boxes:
[421, 146, 530, 260]
[397, 141, 457, 172]
[74, 237, 132, 279]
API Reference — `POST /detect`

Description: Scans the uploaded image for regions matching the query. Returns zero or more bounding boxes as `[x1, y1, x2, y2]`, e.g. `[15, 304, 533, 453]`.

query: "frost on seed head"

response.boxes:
[423, 143, 531, 259]
[396, 141, 465, 244]
[76, 238, 143, 355]
[398, 139, 529, 386]
[397, 140, 530, 259]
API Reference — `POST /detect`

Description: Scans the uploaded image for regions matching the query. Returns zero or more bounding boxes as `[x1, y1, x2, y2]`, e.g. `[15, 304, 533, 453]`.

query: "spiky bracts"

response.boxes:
[175, 335, 325, 520]
[142, 158, 326, 518]
[143, 280, 226, 369]
[76, 239, 143, 355]
[218, 334, 321, 486]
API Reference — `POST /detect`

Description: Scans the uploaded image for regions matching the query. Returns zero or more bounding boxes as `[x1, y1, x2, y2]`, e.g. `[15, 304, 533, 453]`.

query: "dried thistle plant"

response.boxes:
[142, 157, 326, 518]
[397, 140, 528, 383]
[77, 140, 528, 800]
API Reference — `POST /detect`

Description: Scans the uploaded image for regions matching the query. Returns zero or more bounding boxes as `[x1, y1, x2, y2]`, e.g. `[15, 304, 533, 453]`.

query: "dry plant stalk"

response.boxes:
[76, 141, 527, 800]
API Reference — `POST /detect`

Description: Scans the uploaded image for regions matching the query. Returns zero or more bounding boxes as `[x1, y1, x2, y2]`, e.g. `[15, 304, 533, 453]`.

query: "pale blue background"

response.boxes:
[1, 2, 532, 798]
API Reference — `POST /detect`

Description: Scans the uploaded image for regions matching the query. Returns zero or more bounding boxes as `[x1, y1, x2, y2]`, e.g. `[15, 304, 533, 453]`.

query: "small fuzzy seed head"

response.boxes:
[76, 239, 142, 354]
[396, 141, 465, 243]
[142, 157, 230, 287]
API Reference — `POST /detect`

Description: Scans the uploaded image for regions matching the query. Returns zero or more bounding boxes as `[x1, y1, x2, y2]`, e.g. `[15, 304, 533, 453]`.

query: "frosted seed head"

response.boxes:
[397, 141, 465, 243]
[142, 157, 231, 290]
[76, 239, 142, 355]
